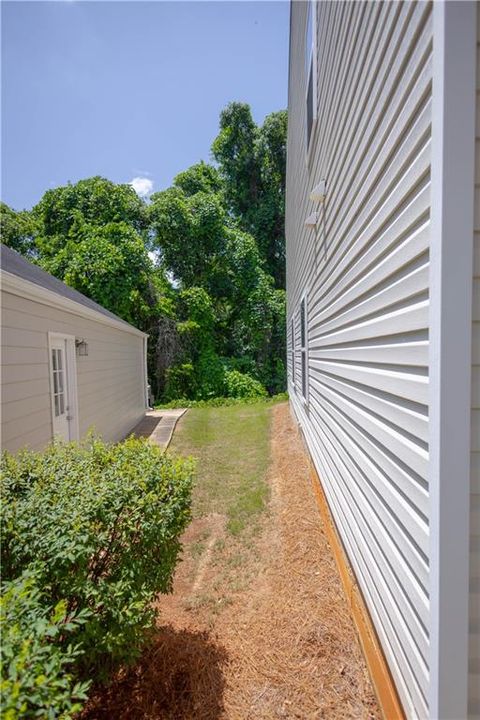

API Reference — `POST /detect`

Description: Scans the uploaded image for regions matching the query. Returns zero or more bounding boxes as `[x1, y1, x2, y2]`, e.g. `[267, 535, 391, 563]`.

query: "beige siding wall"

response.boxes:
[470, 8, 480, 718]
[1, 289, 146, 452]
[286, 2, 432, 718]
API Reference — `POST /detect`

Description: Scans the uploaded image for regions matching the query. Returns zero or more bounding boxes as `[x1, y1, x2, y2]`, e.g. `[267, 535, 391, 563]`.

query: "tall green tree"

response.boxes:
[173, 161, 223, 197]
[220, 229, 286, 393]
[212, 102, 287, 288]
[32, 176, 147, 246]
[0, 203, 37, 257]
[148, 186, 226, 289]
[164, 286, 225, 400]
[40, 222, 157, 328]
[149, 166, 286, 394]
[28, 177, 157, 326]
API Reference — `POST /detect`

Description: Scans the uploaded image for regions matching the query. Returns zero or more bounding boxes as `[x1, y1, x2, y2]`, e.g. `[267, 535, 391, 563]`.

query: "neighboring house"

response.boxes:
[286, 3, 479, 720]
[1, 244, 148, 453]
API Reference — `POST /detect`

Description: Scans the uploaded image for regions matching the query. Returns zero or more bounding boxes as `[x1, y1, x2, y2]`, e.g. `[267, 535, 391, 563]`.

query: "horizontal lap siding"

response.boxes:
[286, 2, 432, 718]
[469, 10, 480, 718]
[1, 290, 145, 451]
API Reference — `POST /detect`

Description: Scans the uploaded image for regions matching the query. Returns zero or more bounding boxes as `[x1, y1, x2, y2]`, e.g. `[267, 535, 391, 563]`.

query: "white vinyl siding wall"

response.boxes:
[1, 289, 146, 452]
[470, 8, 480, 717]
[286, 2, 432, 717]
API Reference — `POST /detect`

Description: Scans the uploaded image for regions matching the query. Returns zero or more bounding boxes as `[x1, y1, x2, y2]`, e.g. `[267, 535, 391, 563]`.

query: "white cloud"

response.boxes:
[130, 176, 154, 198]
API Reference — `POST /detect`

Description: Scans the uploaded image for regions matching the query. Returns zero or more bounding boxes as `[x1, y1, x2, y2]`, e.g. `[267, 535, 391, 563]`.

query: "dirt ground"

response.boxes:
[83, 403, 380, 720]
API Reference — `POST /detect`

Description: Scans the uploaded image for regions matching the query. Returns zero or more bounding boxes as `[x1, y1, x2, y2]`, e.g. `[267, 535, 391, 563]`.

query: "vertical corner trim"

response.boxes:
[429, 3, 476, 717]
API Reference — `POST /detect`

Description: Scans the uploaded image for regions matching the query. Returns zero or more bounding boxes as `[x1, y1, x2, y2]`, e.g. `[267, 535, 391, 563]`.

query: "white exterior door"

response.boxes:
[49, 334, 79, 442]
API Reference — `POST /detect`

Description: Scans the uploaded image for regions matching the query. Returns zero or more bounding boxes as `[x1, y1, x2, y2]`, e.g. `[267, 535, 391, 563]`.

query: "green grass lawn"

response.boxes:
[168, 404, 272, 535]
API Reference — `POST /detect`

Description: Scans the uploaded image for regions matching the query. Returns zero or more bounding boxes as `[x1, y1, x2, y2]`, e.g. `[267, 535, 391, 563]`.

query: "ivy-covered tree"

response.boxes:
[22, 178, 160, 329]
[173, 161, 223, 197]
[0, 202, 37, 257]
[149, 165, 286, 395]
[220, 229, 286, 393]
[149, 186, 226, 289]
[212, 102, 287, 288]
[40, 223, 156, 327]
[32, 176, 147, 245]
[164, 287, 225, 400]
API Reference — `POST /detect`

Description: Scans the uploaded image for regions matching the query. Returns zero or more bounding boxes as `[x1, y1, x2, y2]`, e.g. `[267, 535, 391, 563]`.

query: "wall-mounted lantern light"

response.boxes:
[309, 178, 327, 203]
[304, 179, 327, 230]
[304, 212, 319, 228]
[75, 338, 89, 356]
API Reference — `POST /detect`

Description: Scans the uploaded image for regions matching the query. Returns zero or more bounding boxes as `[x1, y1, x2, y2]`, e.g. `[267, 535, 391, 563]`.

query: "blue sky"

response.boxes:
[1, 1, 289, 210]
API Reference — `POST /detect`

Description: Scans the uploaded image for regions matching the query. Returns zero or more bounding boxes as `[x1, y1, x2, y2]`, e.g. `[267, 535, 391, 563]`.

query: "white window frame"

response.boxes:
[305, 0, 318, 163]
[48, 332, 79, 442]
[299, 293, 309, 405]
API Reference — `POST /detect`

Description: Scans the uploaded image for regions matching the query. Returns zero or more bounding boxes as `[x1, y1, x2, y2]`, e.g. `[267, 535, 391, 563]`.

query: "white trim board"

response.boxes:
[1, 270, 148, 339]
[428, 3, 476, 718]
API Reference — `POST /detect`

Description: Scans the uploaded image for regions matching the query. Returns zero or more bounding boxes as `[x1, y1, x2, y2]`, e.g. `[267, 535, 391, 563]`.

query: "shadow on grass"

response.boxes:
[82, 626, 227, 720]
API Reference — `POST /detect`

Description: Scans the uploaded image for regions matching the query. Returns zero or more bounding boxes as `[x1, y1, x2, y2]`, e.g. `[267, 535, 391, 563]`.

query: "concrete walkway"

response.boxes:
[133, 408, 187, 450]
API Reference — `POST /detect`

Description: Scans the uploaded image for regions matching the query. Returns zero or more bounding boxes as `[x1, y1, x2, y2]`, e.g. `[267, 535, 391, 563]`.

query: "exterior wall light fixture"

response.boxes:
[75, 338, 89, 356]
[310, 179, 327, 203]
[304, 212, 319, 228]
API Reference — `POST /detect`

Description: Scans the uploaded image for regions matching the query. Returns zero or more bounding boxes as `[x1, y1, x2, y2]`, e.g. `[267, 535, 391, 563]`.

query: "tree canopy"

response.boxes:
[1, 101, 287, 401]
[0, 202, 37, 257]
[32, 176, 147, 241]
[149, 187, 226, 288]
[212, 102, 287, 288]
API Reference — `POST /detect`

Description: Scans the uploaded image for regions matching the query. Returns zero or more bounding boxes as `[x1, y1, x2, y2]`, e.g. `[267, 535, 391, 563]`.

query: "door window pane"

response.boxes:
[52, 347, 66, 418]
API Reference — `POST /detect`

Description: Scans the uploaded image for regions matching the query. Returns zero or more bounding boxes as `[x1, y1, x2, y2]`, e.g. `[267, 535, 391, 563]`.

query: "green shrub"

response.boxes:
[1, 436, 194, 680]
[155, 392, 288, 409]
[194, 348, 225, 399]
[1, 570, 90, 720]
[223, 370, 267, 399]
[164, 362, 196, 400]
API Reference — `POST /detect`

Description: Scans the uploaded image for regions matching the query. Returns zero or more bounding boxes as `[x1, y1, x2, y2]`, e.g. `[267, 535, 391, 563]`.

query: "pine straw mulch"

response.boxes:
[82, 403, 381, 720]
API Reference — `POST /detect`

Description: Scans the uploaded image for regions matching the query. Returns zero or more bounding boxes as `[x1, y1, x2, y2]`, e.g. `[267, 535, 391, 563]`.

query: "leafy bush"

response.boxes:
[165, 362, 196, 400]
[1, 436, 194, 691]
[1, 570, 90, 720]
[156, 392, 289, 410]
[223, 370, 267, 399]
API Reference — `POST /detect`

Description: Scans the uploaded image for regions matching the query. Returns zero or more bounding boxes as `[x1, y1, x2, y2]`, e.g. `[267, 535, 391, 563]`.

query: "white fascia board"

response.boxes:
[429, 3, 476, 718]
[1, 270, 148, 339]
